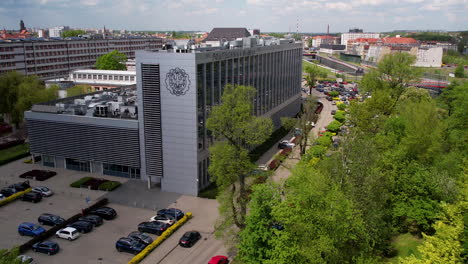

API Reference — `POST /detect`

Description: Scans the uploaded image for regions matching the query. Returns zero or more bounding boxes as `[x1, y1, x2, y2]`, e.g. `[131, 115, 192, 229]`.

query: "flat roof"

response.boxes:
[72, 70, 136, 75]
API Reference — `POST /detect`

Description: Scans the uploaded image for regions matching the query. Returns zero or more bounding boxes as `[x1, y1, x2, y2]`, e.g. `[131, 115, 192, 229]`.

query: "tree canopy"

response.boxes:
[61, 30, 86, 38]
[0, 71, 57, 126]
[95, 50, 128, 70]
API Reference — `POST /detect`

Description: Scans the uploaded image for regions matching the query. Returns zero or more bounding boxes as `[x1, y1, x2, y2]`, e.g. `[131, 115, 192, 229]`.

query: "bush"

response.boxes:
[0, 188, 31, 207]
[309, 145, 327, 158]
[19, 170, 56, 181]
[334, 111, 346, 123]
[329, 91, 340, 97]
[70, 177, 93, 188]
[84, 178, 109, 190]
[454, 64, 465, 78]
[198, 182, 218, 199]
[98, 181, 121, 191]
[0, 143, 30, 166]
[337, 103, 347, 111]
[316, 135, 332, 146]
[327, 120, 342, 133]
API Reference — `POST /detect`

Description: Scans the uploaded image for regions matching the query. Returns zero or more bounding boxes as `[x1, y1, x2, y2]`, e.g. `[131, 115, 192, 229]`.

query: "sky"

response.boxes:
[1, 0, 467, 33]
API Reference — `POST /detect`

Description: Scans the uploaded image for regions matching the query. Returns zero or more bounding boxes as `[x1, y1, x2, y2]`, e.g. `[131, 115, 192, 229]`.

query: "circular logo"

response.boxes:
[165, 67, 191, 96]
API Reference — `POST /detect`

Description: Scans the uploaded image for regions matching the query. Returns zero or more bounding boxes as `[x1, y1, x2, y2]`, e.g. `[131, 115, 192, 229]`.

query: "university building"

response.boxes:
[25, 35, 303, 196]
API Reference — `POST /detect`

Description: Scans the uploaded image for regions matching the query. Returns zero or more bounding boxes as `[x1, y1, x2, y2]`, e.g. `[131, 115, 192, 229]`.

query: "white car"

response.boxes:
[32, 186, 53, 197]
[0, 194, 5, 201]
[257, 164, 268, 171]
[55, 227, 80, 241]
[279, 140, 295, 148]
[149, 215, 175, 226]
[306, 121, 316, 128]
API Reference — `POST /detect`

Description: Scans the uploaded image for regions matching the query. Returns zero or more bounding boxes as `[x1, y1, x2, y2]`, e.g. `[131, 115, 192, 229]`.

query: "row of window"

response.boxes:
[0, 54, 15, 60]
[72, 73, 135, 81]
[0, 62, 15, 67]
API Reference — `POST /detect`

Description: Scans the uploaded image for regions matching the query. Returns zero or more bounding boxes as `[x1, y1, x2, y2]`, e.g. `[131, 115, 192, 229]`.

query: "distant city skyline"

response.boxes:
[1, 0, 467, 33]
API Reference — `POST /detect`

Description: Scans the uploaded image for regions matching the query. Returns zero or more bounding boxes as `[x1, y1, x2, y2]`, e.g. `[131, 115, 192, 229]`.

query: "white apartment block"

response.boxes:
[49, 26, 69, 38]
[341, 32, 380, 46]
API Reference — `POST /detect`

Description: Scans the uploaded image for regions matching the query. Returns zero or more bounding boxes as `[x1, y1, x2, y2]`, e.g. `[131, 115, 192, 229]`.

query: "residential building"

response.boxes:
[319, 44, 346, 55]
[0, 37, 163, 79]
[25, 36, 303, 196]
[49, 26, 69, 38]
[311, 35, 335, 48]
[341, 29, 380, 47]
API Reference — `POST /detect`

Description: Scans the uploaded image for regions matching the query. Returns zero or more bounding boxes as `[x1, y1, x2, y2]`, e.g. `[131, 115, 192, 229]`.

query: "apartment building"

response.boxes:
[0, 37, 163, 80]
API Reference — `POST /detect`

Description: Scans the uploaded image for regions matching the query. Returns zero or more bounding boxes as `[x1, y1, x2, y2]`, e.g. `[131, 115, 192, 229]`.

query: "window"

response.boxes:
[125, 76, 129, 81]
[42, 155, 55, 167]
[65, 158, 90, 172]
[103, 163, 140, 178]
[119, 75, 124, 80]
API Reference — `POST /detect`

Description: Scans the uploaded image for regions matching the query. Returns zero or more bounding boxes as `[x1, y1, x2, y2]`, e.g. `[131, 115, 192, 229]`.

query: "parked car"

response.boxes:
[331, 110, 336, 115]
[208, 256, 229, 264]
[115, 237, 146, 255]
[79, 214, 103, 227]
[21, 192, 42, 203]
[18, 222, 45, 237]
[89, 207, 117, 220]
[138, 221, 169, 235]
[127, 231, 153, 246]
[67, 221, 93, 233]
[32, 186, 53, 197]
[271, 223, 285, 230]
[0, 194, 5, 200]
[9, 181, 30, 192]
[179, 231, 201, 248]
[277, 140, 295, 149]
[16, 255, 35, 264]
[1, 187, 17, 197]
[55, 227, 80, 241]
[157, 208, 185, 220]
[38, 213, 65, 226]
[31, 241, 59, 255]
[149, 214, 175, 226]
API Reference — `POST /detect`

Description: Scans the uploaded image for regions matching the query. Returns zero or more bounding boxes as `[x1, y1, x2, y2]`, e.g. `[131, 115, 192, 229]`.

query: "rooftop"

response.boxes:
[32, 85, 138, 120]
[72, 69, 136, 75]
[203, 28, 251, 42]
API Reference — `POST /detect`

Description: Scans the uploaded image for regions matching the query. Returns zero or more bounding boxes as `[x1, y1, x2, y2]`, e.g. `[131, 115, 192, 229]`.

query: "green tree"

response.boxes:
[329, 91, 339, 97]
[61, 30, 86, 38]
[0, 71, 57, 127]
[327, 120, 342, 133]
[333, 111, 346, 123]
[66, 85, 93, 97]
[207, 85, 273, 234]
[304, 65, 327, 94]
[95, 50, 127, 70]
[454, 64, 465, 78]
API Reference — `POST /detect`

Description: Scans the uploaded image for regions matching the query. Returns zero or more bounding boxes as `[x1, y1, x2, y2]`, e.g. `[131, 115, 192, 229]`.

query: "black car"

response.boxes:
[79, 215, 103, 227]
[179, 231, 201, 248]
[21, 192, 42, 203]
[128, 231, 153, 246]
[67, 221, 93, 233]
[1, 187, 17, 197]
[38, 213, 65, 226]
[9, 181, 30, 192]
[115, 237, 146, 255]
[157, 208, 184, 220]
[89, 207, 117, 220]
[138, 221, 169, 236]
[32, 241, 59, 255]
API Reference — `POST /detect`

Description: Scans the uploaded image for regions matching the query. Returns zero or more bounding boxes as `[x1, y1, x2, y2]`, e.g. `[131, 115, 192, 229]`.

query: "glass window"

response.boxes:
[197, 64, 205, 150]
[42, 155, 54, 167]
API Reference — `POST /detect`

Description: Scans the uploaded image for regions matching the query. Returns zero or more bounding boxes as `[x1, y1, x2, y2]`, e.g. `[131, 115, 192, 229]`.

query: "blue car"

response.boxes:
[18, 222, 46, 237]
[116, 237, 146, 254]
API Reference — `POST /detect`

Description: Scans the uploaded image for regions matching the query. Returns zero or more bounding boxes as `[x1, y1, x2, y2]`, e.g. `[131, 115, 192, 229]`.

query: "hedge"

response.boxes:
[0, 188, 32, 207]
[128, 212, 193, 264]
[0, 143, 30, 166]
[98, 181, 121, 191]
[70, 177, 93, 188]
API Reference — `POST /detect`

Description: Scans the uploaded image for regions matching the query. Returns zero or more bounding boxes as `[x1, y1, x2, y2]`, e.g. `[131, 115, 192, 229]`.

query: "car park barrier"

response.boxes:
[0, 188, 31, 207]
[128, 212, 193, 264]
[18, 198, 109, 253]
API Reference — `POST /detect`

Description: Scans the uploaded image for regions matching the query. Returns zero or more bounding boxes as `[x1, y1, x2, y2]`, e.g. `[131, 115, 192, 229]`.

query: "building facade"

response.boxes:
[25, 39, 303, 196]
[0, 37, 163, 79]
[341, 32, 380, 47]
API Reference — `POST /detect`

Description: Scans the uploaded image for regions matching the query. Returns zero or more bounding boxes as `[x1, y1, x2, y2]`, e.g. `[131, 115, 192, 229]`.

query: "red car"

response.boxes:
[208, 255, 229, 264]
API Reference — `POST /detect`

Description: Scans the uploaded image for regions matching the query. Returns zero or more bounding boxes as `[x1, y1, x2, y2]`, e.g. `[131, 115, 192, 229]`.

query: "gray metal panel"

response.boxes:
[27, 119, 140, 167]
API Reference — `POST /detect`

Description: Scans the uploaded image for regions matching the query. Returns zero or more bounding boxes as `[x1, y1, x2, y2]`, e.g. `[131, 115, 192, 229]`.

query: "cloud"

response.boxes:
[393, 15, 423, 23]
[80, 0, 100, 6]
[190, 7, 218, 15]
[325, 2, 352, 10]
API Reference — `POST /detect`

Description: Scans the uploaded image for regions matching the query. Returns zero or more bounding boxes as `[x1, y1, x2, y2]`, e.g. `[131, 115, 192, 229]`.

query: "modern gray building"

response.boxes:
[25, 36, 303, 196]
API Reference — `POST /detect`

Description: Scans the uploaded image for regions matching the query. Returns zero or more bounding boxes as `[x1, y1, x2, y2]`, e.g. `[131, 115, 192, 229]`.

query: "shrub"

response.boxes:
[327, 120, 342, 133]
[98, 181, 121, 191]
[316, 136, 332, 146]
[19, 170, 56, 181]
[0, 188, 31, 207]
[0, 143, 29, 166]
[309, 145, 327, 158]
[454, 64, 465, 78]
[337, 103, 347, 111]
[334, 111, 346, 123]
[329, 91, 339, 97]
[70, 177, 93, 188]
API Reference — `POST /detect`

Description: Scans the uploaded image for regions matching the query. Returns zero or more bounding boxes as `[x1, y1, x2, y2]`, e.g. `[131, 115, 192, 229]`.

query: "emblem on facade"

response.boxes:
[165, 67, 191, 96]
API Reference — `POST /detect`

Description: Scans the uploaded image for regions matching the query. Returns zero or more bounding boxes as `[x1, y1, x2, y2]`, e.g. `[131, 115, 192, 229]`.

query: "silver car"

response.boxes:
[32, 186, 53, 197]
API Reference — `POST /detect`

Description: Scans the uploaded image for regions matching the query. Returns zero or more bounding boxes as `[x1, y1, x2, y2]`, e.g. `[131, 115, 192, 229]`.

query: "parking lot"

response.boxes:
[0, 159, 227, 264]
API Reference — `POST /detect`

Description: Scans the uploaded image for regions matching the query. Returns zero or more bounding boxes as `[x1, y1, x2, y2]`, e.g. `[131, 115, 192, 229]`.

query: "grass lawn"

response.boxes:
[387, 233, 423, 263]
[0, 143, 30, 165]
